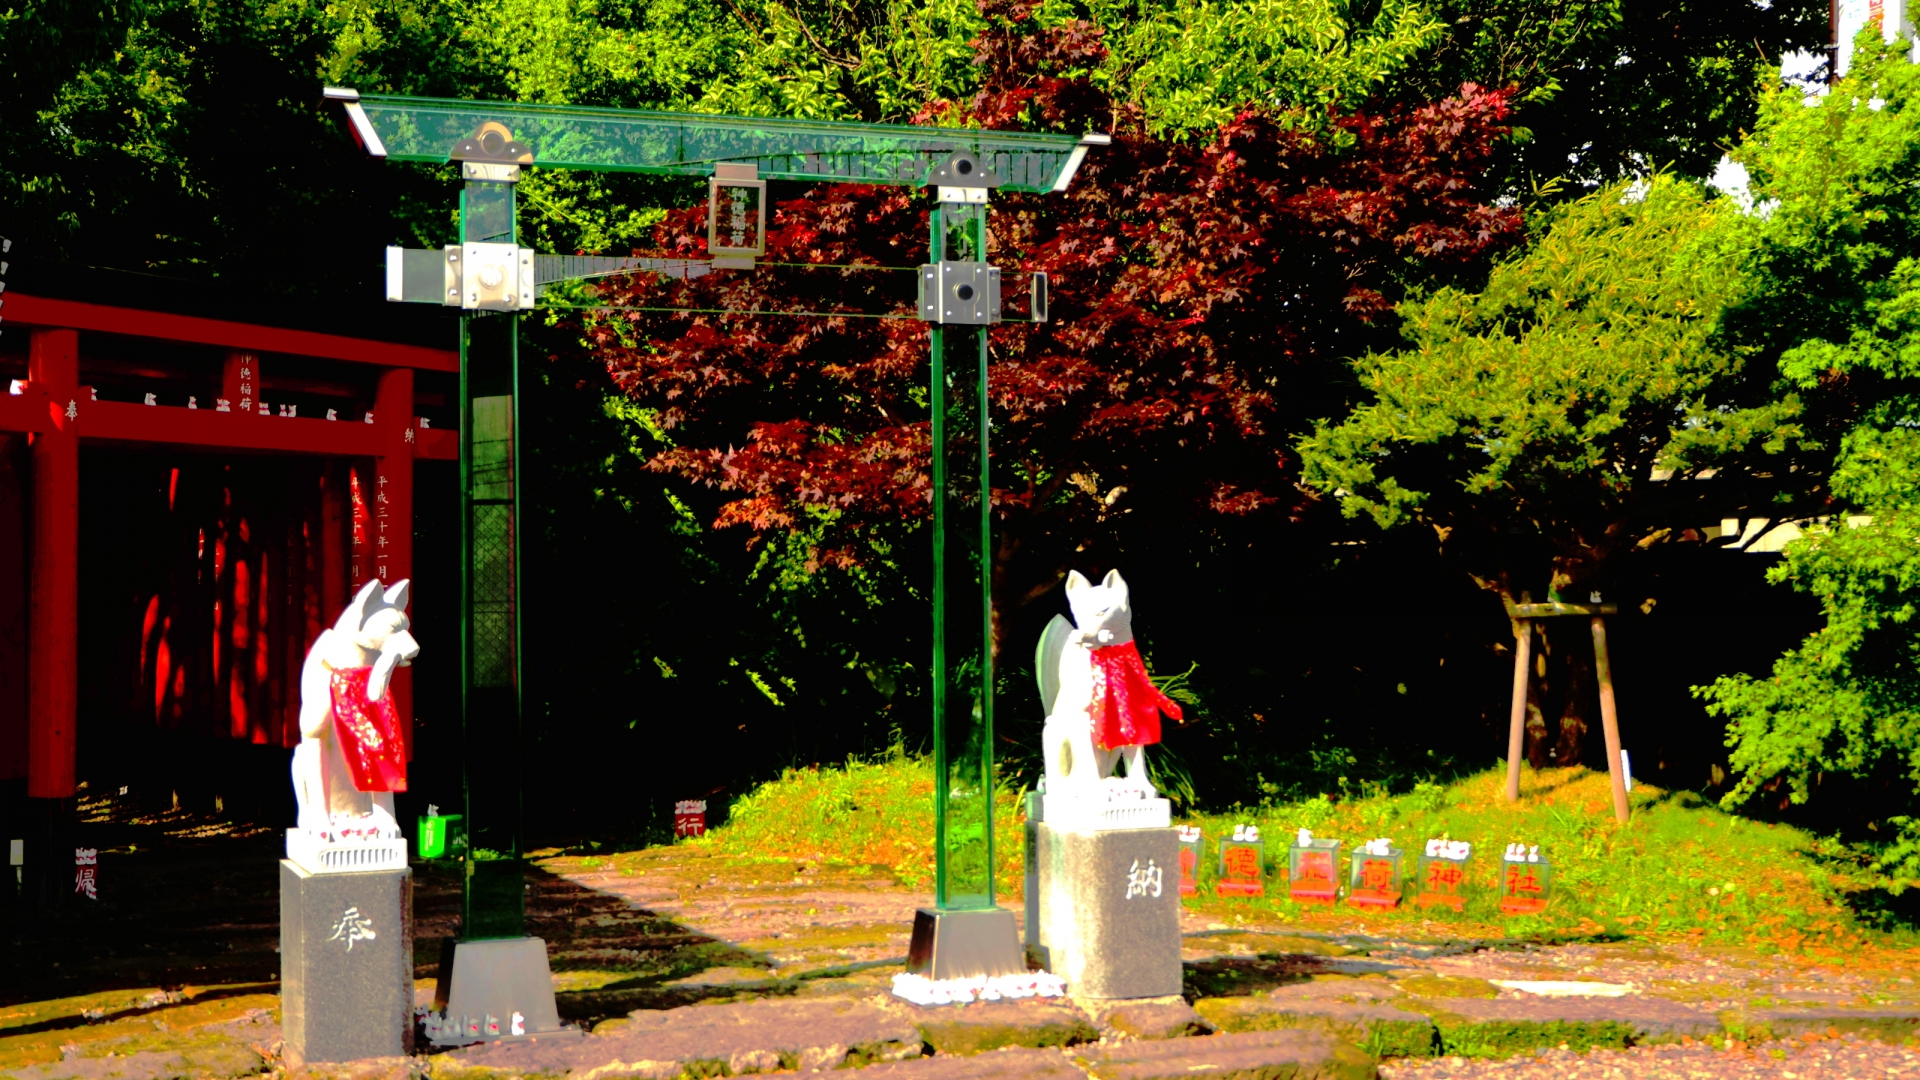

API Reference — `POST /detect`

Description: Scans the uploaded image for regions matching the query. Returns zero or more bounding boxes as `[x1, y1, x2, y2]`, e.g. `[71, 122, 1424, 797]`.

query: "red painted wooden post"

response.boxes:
[374, 368, 415, 758]
[27, 329, 79, 799]
[0, 433, 26, 780]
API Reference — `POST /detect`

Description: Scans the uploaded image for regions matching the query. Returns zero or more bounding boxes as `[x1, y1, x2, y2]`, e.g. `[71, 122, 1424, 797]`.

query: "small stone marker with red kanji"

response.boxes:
[1287, 830, 1341, 906]
[675, 800, 708, 839]
[1216, 825, 1265, 897]
[1177, 825, 1203, 897]
[74, 847, 97, 901]
[1345, 838, 1402, 909]
[1415, 838, 1471, 911]
[1500, 843, 1551, 914]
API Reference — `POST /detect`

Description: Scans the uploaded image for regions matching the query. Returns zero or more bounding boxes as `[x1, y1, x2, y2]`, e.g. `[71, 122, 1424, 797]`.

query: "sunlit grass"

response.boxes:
[686, 753, 1911, 956]
[686, 748, 1022, 892]
[1184, 766, 1902, 956]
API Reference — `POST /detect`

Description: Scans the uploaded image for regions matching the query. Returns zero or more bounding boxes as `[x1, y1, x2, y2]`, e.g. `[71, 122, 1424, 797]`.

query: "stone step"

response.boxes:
[1735, 1006, 1920, 1042]
[435, 998, 922, 1077]
[1186, 972, 1862, 1061]
[914, 998, 1099, 1056]
[1080, 1028, 1377, 1080]
[1092, 999, 1210, 1040]
[856, 1046, 1089, 1079]
[1415, 995, 1723, 1054]
[1196, 996, 1434, 1058]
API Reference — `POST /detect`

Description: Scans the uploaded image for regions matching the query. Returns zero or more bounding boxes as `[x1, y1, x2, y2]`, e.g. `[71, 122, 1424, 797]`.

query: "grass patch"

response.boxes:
[653, 754, 1911, 953]
[685, 748, 1022, 892]
[1431, 1017, 1636, 1057]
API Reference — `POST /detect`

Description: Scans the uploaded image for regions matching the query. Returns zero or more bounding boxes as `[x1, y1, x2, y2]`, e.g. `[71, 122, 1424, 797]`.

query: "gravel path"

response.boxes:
[1381, 1033, 1920, 1079]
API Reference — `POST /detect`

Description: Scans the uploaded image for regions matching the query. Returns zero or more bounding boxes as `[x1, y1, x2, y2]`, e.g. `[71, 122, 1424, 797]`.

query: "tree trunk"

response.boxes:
[1548, 618, 1595, 767]
[1544, 554, 1611, 766]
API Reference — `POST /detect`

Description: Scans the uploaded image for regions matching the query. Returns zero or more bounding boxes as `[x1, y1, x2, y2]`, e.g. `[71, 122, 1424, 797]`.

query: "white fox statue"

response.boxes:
[291, 578, 420, 838]
[1035, 569, 1182, 806]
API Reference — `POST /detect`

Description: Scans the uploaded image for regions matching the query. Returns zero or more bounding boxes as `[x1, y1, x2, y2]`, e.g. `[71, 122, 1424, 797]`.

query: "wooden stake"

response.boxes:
[1590, 615, 1630, 823]
[1506, 617, 1530, 802]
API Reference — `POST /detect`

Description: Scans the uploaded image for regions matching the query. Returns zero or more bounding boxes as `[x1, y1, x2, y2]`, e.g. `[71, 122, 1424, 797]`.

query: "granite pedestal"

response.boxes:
[280, 860, 413, 1068]
[906, 907, 1027, 981]
[431, 936, 565, 1044]
[1033, 823, 1181, 1000]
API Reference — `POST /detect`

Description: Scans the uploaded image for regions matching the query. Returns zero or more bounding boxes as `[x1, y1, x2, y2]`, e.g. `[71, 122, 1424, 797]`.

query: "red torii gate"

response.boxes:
[1, 291, 457, 800]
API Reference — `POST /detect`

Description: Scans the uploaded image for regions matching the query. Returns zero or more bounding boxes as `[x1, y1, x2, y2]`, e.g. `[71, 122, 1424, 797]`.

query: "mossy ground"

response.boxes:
[0, 984, 279, 1071]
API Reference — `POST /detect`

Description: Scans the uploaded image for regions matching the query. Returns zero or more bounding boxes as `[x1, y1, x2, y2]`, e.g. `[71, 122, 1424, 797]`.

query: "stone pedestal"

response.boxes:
[1023, 798, 1042, 957]
[1033, 823, 1181, 1000]
[280, 861, 413, 1068]
[430, 936, 564, 1045]
[906, 907, 1026, 981]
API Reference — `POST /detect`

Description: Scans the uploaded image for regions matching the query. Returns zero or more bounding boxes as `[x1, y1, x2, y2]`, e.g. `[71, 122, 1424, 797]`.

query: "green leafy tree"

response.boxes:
[1298, 177, 1811, 763]
[1400, 0, 1829, 188]
[1698, 35, 1920, 874]
[1084, 0, 1444, 134]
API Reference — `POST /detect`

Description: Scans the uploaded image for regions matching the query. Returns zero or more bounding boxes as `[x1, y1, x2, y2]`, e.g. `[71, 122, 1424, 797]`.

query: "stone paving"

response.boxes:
[8, 840, 1920, 1078]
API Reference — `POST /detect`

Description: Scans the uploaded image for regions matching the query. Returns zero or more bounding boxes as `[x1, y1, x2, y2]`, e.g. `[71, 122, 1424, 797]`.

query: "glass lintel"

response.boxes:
[343, 92, 1094, 193]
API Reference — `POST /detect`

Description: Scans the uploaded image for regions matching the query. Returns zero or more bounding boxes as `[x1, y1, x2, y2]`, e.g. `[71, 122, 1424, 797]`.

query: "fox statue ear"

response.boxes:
[1064, 570, 1091, 595]
[382, 579, 411, 613]
[334, 579, 385, 636]
[1101, 569, 1124, 589]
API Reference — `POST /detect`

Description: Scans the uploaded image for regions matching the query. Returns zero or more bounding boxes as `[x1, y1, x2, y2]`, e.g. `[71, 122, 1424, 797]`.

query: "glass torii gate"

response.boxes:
[326, 89, 1104, 982]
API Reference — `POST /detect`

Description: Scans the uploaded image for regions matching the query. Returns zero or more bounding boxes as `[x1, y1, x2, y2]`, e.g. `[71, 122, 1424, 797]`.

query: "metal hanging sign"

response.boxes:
[707, 163, 767, 268]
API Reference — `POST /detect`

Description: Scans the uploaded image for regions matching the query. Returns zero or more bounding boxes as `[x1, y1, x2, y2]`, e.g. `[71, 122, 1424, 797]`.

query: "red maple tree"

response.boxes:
[584, 0, 1522, 634]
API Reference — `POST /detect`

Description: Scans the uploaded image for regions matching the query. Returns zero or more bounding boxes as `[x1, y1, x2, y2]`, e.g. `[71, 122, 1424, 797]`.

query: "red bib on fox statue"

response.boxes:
[1089, 640, 1182, 751]
[329, 664, 408, 793]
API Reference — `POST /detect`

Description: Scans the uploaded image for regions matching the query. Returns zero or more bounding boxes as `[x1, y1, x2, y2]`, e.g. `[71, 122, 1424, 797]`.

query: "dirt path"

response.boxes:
[6, 824, 1920, 1077]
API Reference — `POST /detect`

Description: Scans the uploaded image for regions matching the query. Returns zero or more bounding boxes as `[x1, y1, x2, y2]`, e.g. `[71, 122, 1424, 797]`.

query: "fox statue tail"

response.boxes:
[1035, 614, 1075, 717]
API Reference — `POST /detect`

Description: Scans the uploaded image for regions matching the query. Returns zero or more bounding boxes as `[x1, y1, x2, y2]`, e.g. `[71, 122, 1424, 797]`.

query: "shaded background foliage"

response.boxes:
[0, 0, 1838, 848]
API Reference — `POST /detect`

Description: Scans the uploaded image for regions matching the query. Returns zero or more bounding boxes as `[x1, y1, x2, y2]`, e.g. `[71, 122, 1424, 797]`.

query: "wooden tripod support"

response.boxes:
[1502, 600, 1631, 823]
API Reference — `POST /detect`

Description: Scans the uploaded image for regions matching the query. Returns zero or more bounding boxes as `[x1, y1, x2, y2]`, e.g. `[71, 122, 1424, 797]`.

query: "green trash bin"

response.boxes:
[418, 814, 465, 859]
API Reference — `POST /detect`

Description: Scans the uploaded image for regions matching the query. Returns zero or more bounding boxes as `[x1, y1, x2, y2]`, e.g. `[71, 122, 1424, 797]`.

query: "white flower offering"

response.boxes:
[891, 971, 1067, 1006]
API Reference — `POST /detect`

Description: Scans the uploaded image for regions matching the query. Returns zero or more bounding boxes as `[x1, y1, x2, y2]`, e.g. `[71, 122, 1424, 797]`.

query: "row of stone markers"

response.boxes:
[1177, 826, 1554, 913]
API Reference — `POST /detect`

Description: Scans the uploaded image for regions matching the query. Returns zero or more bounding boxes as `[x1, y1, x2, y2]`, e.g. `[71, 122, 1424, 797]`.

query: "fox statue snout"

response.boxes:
[360, 611, 419, 702]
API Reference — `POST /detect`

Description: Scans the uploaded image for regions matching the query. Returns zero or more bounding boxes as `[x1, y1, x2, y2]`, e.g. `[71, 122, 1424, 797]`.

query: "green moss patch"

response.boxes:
[1428, 1015, 1638, 1057]
[1393, 975, 1498, 999]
